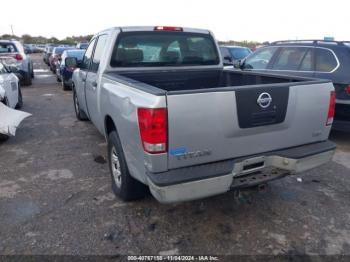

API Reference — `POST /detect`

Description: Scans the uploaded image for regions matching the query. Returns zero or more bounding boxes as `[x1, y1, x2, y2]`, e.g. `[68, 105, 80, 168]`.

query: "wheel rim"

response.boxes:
[111, 146, 122, 188]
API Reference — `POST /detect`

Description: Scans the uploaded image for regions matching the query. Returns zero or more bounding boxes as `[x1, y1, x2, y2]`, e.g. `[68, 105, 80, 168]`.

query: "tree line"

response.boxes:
[218, 40, 266, 49]
[0, 34, 93, 45]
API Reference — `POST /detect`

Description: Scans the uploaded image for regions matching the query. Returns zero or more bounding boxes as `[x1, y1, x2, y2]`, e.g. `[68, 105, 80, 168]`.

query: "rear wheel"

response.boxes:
[23, 71, 32, 86]
[62, 78, 70, 90]
[108, 130, 147, 201]
[73, 88, 88, 121]
[15, 85, 23, 109]
[0, 134, 9, 142]
[31, 63, 34, 78]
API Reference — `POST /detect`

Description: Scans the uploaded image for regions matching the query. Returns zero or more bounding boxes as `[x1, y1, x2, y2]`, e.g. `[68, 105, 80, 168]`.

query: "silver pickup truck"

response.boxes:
[69, 26, 336, 203]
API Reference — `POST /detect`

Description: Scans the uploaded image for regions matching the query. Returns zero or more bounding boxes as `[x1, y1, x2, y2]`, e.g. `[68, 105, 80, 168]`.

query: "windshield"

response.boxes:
[228, 47, 251, 60]
[242, 47, 278, 70]
[110, 32, 220, 67]
[78, 43, 88, 49]
[67, 50, 85, 60]
[54, 47, 72, 55]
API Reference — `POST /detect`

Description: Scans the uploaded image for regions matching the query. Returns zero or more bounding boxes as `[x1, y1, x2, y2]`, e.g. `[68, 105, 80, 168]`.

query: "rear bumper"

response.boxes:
[147, 141, 336, 203]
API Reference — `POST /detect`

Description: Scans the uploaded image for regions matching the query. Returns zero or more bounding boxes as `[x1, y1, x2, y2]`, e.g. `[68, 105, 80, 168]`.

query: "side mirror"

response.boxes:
[224, 55, 232, 61]
[233, 60, 242, 69]
[223, 56, 233, 66]
[65, 57, 78, 68]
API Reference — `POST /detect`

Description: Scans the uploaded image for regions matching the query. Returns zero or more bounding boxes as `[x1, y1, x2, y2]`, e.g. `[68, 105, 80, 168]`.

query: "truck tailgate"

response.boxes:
[166, 82, 334, 169]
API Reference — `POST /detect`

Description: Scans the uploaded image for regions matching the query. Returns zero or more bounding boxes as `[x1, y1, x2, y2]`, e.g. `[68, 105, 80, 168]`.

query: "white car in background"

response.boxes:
[0, 60, 30, 141]
[0, 40, 34, 86]
[0, 61, 22, 109]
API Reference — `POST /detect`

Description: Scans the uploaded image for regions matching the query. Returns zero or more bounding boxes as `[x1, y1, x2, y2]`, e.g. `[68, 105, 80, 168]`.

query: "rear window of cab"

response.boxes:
[110, 32, 220, 67]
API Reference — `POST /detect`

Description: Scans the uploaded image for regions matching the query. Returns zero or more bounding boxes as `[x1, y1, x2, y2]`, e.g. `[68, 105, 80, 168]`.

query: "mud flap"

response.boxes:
[0, 103, 31, 136]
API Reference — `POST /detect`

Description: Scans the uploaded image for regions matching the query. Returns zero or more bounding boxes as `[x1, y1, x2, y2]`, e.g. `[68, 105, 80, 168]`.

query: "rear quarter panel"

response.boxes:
[99, 76, 167, 183]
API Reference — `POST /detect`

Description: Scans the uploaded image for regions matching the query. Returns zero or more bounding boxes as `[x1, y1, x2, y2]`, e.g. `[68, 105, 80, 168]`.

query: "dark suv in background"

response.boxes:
[238, 40, 350, 131]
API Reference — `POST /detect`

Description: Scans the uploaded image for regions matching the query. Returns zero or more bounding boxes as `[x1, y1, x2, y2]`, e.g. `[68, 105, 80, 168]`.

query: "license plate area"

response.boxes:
[237, 156, 266, 176]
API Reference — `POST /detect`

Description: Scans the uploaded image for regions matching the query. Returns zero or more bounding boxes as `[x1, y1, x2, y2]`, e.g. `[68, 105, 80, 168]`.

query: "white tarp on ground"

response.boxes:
[0, 102, 31, 136]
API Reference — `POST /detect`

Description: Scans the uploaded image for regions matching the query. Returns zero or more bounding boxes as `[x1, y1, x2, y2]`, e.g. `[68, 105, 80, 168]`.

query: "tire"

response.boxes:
[73, 88, 88, 121]
[23, 71, 32, 86]
[15, 85, 23, 109]
[0, 134, 9, 142]
[108, 130, 147, 201]
[62, 80, 70, 91]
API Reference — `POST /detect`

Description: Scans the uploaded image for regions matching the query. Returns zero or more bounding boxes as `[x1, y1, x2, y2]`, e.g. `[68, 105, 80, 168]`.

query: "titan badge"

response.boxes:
[170, 147, 212, 160]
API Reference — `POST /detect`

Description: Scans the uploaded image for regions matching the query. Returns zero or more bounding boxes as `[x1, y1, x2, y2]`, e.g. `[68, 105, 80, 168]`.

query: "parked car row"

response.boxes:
[56, 49, 85, 90]
[49, 46, 75, 73]
[43, 43, 87, 90]
[43, 43, 87, 79]
[24, 44, 45, 54]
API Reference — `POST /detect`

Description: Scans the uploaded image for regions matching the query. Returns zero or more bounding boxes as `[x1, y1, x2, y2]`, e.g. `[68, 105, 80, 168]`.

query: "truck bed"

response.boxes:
[108, 69, 315, 93]
[102, 69, 332, 170]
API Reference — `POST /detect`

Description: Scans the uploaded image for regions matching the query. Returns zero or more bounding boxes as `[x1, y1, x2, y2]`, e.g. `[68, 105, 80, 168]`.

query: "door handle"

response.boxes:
[92, 81, 97, 88]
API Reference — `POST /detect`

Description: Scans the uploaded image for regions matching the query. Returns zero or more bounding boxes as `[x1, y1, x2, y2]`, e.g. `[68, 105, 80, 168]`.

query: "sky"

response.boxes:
[0, 0, 347, 42]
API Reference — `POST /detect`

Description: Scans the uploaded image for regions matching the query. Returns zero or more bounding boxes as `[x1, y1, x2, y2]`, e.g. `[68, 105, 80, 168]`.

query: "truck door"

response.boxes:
[76, 38, 96, 116]
[85, 34, 108, 128]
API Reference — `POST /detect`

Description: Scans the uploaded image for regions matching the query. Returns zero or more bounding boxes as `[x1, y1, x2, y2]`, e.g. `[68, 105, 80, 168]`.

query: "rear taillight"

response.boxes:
[14, 54, 23, 61]
[137, 108, 167, 154]
[326, 91, 336, 126]
[154, 26, 183, 32]
[345, 85, 350, 95]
